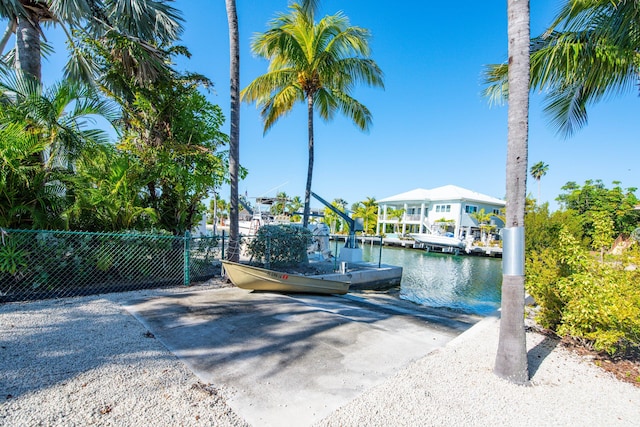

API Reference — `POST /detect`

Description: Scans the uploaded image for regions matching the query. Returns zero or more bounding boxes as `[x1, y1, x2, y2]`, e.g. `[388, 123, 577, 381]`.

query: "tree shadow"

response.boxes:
[527, 332, 561, 377]
[1, 286, 479, 401]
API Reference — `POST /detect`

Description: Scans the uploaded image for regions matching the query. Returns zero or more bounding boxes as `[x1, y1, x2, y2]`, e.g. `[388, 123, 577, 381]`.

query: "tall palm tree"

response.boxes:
[241, 3, 384, 228]
[484, 0, 639, 137]
[530, 161, 549, 203]
[225, 0, 241, 262]
[495, 0, 530, 384]
[0, 0, 183, 82]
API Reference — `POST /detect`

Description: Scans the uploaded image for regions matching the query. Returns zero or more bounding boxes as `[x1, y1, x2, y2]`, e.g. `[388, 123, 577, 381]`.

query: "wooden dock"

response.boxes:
[330, 235, 503, 258]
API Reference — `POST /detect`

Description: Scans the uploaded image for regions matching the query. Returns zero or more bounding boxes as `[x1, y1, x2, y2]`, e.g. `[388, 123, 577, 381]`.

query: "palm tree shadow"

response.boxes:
[527, 331, 561, 377]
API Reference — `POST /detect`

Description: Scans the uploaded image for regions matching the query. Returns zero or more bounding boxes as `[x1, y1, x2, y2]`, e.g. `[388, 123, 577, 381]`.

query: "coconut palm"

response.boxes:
[225, 0, 241, 262]
[484, 0, 639, 137]
[0, 0, 183, 82]
[352, 197, 377, 235]
[241, 3, 384, 228]
[530, 161, 549, 203]
[287, 195, 303, 222]
[494, 0, 530, 384]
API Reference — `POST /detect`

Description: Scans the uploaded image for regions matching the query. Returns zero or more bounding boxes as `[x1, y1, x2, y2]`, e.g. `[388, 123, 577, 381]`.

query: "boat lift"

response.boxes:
[311, 191, 364, 263]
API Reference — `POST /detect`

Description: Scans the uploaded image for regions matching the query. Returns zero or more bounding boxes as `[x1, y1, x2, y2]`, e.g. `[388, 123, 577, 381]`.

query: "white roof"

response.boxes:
[378, 185, 505, 206]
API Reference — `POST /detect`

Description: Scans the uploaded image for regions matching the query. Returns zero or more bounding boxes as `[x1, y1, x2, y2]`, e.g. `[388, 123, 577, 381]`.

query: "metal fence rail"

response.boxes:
[0, 229, 223, 303]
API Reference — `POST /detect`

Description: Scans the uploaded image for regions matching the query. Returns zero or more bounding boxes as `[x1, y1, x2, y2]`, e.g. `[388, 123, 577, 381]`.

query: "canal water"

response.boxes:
[361, 244, 503, 316]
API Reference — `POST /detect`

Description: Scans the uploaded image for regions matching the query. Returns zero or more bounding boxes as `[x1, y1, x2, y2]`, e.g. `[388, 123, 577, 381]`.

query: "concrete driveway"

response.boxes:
[124, 287, 480, 427]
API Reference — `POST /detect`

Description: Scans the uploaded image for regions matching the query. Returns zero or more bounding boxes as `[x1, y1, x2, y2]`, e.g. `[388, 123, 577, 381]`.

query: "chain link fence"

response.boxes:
[0, 229, 224, 303]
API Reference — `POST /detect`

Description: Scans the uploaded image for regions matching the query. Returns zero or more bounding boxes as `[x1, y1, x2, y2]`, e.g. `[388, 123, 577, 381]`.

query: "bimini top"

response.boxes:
[378, 185, 505, 206]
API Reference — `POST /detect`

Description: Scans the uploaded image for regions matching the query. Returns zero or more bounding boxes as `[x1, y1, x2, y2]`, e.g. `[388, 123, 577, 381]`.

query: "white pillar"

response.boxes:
[402, 203, 408, 235]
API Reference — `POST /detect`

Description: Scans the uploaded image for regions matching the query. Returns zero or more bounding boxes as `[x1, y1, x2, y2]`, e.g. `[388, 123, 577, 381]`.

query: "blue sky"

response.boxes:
[33, 1, 640, 210]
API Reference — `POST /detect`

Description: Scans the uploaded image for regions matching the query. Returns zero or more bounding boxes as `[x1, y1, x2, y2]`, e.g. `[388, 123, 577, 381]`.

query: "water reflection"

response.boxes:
[362, 245, 502, 315]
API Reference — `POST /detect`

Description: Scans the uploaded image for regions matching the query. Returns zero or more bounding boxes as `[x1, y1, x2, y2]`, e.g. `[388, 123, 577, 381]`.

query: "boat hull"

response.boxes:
[221, 260, 350, 295]
[410, 233, 466, 249]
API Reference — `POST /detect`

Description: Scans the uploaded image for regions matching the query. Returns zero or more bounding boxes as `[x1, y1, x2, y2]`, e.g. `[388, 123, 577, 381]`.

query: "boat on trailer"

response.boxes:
[221, 260, 350, 295]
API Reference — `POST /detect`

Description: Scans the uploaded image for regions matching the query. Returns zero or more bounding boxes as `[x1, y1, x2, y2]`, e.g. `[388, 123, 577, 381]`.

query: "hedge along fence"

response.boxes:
[0, 229, 224, 303]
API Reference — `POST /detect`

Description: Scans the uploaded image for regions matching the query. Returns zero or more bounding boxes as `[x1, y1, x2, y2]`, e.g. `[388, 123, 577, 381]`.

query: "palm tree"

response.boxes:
[352, 197, 377, 235]
[271, 191, 289, 216]
[0, 74, 115, 228]
[0, 1, 183, 82]
[387, 208, 405, 234]
[287, 196, 303, 222]
[471, 208, 495, 246]
[0, 70, 116, 169]
[530, 161, 549, 203]
[241, 3, 384, 228]
[484, 0, 639, 137]
[495, 0, 530, 384]
[225, 0, 241, 262]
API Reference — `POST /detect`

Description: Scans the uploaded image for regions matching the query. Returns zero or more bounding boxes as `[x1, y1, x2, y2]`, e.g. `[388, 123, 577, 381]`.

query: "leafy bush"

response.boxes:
[527, 228, 640, 355]
[247, 225, 312, 268]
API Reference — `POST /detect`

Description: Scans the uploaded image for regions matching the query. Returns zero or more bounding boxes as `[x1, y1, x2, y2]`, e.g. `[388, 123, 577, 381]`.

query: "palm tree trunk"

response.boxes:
[226, 0, 241, 262]
[15, 14, 41, 80]
[303, 94, 314, 228]
[495, 0, 530, 384]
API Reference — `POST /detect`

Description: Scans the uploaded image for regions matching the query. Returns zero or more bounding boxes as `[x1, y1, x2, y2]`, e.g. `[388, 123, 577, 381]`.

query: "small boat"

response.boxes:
[221, 260, 350, 295]
[410, 232, 466, 250]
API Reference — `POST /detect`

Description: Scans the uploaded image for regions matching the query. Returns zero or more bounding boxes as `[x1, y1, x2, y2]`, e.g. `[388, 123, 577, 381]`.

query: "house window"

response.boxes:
[435, 204, 451, 213]
[465, 205, 478, 214]
[492, 208, 501, 215]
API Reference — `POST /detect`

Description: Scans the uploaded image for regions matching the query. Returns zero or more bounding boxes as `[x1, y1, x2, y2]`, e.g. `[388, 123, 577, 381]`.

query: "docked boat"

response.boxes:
[221, 260, 350, 295]
[410, 232, 466, 250]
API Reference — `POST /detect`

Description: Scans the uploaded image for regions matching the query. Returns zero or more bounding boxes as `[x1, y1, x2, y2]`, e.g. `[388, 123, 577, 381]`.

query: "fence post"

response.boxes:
[221, 230, 225, 260]
[184, 231, 191, 286]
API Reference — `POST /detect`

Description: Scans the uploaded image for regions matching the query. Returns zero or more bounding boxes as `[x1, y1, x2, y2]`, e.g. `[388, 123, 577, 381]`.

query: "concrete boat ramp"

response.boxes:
[124, 287, 481, 427]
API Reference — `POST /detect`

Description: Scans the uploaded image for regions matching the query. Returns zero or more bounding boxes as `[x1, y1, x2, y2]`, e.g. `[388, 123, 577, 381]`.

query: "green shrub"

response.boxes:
[247, 225, 312, 268]
[526, 228, 640, 355]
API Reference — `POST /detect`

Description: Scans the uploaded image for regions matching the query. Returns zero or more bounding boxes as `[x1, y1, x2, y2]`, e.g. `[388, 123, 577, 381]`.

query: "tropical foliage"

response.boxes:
[0, 0, 183, 82]
[0, 7, 229, 235]
[351, 197, 377, 235]
[557, 180, 640, 241]
[525, 180, 640, 357]
[527, 228, 640, 356]
[323, 199, 347, 234]
[484, 0, 640, 137]
[241, 2, 383, 227]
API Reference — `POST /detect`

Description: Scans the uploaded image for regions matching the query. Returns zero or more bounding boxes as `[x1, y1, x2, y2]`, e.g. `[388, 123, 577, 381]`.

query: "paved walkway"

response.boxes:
[124, 288, 480, 427]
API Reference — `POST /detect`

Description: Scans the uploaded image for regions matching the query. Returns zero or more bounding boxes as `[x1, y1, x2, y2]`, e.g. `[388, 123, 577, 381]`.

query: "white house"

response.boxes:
[376, 185, 506, 240]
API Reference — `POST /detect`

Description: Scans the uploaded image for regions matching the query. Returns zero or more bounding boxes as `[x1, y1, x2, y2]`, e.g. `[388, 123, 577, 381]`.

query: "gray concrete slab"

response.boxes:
[124, 288, 480, 427]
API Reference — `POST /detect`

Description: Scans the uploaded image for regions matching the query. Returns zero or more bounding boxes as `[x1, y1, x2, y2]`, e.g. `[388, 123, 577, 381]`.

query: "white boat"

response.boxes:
[410, 232, 466, 250]
[221, 260, 350, 295]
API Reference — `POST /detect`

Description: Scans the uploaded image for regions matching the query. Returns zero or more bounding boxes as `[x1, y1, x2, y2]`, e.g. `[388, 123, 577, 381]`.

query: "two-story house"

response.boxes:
[376, 185, 506, 240]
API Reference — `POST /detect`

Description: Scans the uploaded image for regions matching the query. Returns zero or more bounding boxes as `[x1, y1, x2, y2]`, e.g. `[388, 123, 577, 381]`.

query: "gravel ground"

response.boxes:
[2, 283, 640, 427]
